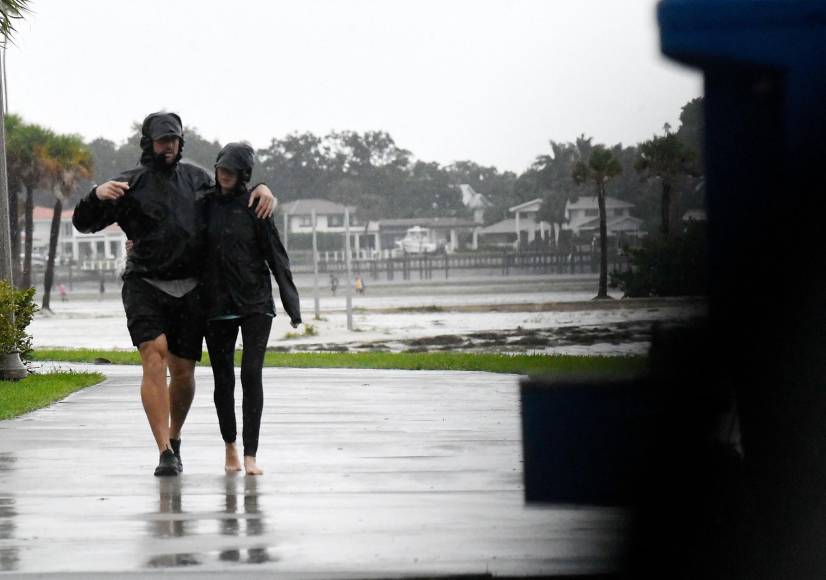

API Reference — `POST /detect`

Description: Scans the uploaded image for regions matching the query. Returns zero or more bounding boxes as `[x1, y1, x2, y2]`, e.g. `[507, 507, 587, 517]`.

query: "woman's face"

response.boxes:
[216, 166, 239, 192]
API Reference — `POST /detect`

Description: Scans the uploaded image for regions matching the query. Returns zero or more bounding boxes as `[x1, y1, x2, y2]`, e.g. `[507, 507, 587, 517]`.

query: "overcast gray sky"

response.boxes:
[7, 0, 701, 173]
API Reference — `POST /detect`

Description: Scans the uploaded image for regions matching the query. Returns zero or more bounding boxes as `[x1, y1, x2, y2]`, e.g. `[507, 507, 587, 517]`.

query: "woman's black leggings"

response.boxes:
[205, 314, 273, 457]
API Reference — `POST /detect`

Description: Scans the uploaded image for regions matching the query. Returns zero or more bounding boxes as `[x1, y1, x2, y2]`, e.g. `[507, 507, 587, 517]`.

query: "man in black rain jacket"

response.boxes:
[72, 112, 277, 476]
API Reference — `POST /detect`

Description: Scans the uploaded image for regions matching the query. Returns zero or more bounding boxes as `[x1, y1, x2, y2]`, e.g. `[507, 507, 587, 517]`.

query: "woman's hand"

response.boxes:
[249, 184, 277, 219]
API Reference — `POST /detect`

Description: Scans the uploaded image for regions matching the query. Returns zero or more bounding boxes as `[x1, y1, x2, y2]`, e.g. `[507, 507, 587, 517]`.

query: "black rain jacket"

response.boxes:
[202, 189, 301, 323]
[72, 114, 213, 280]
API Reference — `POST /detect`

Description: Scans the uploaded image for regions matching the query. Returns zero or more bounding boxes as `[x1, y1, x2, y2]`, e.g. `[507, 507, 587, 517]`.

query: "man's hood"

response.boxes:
[139, 112, 185, 167]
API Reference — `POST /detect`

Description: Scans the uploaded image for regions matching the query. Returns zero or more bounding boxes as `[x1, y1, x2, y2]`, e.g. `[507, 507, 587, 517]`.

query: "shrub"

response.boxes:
[0, 281, 38, 360]
[611, 223, 707, 297]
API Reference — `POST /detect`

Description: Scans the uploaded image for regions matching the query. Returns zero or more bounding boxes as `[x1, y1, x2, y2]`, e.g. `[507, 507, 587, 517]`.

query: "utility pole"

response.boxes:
[0, 45, 12, 285]
[344, 207, 353, 331]
[311, 209, 320, 320]
[0, 43, 27, 379]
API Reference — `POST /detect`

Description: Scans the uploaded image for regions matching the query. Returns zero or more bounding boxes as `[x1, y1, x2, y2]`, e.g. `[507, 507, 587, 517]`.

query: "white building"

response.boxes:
[279, 198, 378, 257]
[474, 198, 553, 250]
[563, 196, 644, 237]
[508, 198, 553, 245]
[279, 199, 360, 234]
[27, 206, 128, 271]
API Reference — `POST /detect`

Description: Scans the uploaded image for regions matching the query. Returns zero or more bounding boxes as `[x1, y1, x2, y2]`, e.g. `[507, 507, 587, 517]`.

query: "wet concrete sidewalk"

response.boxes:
[0, 365, 625, 578]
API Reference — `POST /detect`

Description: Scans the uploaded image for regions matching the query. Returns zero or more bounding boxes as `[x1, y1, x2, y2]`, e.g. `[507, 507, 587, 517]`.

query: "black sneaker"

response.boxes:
[170, 438, 183, 472]
[154, 449, 179, 477]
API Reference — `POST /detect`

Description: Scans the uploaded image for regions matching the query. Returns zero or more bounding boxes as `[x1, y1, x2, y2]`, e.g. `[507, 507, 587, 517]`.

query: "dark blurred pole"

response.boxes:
[652, 2, 826, 578]
[344, 207, 353, 331]
[311, 209, 319, 320]
[0, 44, 12, 286]
[0, 42, 26, 380]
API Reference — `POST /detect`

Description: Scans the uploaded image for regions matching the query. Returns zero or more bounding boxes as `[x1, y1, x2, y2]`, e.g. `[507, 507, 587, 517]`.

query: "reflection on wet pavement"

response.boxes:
[145, 475, 273, 569]
[220, 476, 272, 564]
[0, 453, 17, 572]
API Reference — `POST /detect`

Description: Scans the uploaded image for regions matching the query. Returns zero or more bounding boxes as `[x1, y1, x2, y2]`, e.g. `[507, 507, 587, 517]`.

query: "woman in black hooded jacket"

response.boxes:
[203, 142, 301, 475]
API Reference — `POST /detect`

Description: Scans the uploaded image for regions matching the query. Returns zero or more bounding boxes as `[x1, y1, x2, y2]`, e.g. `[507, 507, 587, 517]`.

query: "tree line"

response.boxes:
[87, 96, 703, 229]
[5, 97, 704, 305]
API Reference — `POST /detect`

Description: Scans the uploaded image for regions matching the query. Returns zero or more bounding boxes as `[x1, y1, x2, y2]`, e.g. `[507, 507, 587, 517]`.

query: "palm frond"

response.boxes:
[0, 0, 31, 44]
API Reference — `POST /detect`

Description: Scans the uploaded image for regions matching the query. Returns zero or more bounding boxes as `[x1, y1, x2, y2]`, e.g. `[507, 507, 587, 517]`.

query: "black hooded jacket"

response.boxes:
[202, 188, 301, 323]
[72, 113, 213, 280]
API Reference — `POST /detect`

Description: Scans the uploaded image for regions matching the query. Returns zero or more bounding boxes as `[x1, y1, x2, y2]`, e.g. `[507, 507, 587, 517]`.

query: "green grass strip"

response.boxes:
[32, 348, 646, 376]
[0, 372, 105, 420]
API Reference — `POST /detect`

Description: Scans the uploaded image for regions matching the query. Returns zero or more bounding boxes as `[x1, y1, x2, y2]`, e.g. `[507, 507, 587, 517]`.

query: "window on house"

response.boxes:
[614, 209, 625, 217]
[328, 215, 343, 227]
[299, 216, 312, 227]
[585, 209, 599, 217]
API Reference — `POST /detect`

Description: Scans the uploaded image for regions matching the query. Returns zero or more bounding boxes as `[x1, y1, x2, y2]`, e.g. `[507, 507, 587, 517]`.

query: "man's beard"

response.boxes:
[152, 151, 176, 167]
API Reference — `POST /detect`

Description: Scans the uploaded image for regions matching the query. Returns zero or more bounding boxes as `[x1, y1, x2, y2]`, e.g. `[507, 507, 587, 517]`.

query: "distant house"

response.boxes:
[476, 198, 553, 249]
[23, 206, 129, 271]
[278, 199, 360, 233]
[278, 198, 378, 257]
[563, 196, 644, 237]
[459, 184, 492, 224]
[475, 218, 521, 248]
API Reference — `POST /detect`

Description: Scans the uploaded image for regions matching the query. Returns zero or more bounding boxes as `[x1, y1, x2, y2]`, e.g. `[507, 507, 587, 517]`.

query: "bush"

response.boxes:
[611, 223, 707, 297]
[0, 281, 38, 360]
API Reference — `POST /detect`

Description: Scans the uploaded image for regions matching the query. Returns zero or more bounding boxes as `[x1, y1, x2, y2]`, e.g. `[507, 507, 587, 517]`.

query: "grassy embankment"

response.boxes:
[32, 349, 647, 376]
[0, 372, 105, 420]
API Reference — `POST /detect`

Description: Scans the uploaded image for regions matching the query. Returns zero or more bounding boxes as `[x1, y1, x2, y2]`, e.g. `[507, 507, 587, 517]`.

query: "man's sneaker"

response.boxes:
[170, 438, 183, 472]
[154, 449, 179, 477]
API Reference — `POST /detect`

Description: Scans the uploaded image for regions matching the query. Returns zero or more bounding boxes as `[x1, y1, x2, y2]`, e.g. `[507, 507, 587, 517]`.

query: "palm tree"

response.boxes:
[573, 143, 623, 299]
[0, 1, 29, 41]
[5, 116, 54, 288]
[40, 133, 92, 311]
[635, 124, 697, 236]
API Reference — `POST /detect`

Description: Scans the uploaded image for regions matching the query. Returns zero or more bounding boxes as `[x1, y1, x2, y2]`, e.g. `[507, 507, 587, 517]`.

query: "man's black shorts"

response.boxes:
[121, 278, 204, 361]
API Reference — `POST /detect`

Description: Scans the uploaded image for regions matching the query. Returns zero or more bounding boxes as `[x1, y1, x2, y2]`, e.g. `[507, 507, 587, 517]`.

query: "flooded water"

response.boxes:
[31, 274, 705, 355]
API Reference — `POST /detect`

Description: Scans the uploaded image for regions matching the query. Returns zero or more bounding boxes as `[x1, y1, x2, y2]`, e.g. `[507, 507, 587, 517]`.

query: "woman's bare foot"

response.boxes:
[244, 455, 263, 476]
[225, 443, 242, 473]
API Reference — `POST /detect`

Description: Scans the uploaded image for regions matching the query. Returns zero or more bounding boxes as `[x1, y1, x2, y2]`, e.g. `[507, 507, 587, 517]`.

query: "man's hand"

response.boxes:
[95, 181, 129, 201]
[249, 184, 277, 219]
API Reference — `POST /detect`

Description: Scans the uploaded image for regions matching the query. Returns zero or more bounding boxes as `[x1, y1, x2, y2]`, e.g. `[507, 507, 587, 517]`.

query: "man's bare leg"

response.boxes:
[168, 353, 196, 440]
[139, 335, 171, 452]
